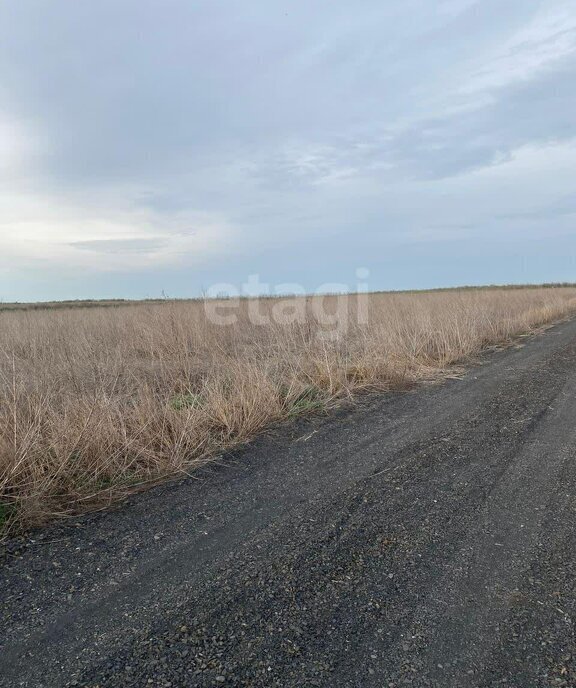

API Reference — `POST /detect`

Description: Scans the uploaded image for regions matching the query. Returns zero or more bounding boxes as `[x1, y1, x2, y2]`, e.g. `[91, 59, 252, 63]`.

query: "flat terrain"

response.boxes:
[2, 318, 576, 687]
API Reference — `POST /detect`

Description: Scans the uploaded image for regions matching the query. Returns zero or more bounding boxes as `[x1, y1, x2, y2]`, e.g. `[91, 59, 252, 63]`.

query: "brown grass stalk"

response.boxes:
[1, 286, 576, 534]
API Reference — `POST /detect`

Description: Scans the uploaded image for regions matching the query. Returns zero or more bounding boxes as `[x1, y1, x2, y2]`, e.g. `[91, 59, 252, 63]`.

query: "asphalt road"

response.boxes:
[2, 319, 576, 688]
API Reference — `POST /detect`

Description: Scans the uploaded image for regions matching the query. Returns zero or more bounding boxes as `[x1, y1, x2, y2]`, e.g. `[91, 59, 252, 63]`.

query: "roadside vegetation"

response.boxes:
[1, 286, 576, 534]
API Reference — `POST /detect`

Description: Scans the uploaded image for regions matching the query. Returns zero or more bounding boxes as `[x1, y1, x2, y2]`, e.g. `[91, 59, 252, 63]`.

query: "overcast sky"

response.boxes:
[1, 0, 575, 301]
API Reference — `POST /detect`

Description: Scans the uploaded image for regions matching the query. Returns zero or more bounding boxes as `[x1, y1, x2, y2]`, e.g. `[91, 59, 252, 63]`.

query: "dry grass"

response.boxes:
[1, 286, 576, 534]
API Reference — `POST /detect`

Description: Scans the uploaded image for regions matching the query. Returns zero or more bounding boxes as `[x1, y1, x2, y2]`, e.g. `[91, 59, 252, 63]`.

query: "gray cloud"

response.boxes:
[0, 0, 560, 186]
[382, 57, 576, 180]
[69, 238, 169, 254]
[497, 194, 576, 221]
[0, 0, 575, 301]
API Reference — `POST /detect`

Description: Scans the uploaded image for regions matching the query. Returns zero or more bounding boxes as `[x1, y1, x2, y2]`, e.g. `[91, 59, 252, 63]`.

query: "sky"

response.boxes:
[1, 0, 575, 301]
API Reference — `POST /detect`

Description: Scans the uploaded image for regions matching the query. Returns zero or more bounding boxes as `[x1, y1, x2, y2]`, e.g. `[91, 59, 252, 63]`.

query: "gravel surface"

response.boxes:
[2, 319, 576, 687]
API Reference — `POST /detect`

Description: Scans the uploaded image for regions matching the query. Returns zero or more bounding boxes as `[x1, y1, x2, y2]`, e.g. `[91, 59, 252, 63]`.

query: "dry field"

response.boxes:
[1, 286, 576, 534]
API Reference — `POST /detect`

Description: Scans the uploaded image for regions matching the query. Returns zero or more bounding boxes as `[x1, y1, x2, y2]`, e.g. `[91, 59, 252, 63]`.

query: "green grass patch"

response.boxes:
[0, 500, 16, 531]
[287, 385, 326, 417]
[170, 392, 204, 411]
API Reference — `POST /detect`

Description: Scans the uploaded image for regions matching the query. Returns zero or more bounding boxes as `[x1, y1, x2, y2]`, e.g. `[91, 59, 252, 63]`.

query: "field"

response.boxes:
[1, 286, 576, 533]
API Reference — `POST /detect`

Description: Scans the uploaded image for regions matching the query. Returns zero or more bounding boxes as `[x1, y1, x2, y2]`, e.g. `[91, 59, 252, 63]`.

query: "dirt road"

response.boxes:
[2, 319, 576, 687]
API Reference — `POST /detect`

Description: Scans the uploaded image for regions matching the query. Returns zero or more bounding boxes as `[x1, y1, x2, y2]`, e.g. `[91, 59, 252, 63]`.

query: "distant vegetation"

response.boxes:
[1, 285, 576, 534]
[2, 283, 575, 311]
[0, 298, 170, 312]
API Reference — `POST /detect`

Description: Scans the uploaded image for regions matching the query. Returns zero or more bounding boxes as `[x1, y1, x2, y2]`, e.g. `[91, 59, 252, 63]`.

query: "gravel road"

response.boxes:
[2, 319, 576, 688]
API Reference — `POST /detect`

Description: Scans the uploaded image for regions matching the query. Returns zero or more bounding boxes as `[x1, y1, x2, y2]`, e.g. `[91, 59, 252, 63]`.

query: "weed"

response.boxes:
[170, 393, 204, 411]
[0, 500, 16, 531]
[1, 286, 576, 532]
[287, 386, 326, 417]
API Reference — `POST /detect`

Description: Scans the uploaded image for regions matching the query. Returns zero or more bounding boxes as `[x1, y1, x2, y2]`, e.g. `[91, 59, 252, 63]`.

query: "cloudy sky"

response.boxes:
[1, 0, 575, 301]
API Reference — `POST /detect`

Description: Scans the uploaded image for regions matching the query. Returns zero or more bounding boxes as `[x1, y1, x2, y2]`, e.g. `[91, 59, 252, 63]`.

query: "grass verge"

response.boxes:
[1, 286, 576, 535]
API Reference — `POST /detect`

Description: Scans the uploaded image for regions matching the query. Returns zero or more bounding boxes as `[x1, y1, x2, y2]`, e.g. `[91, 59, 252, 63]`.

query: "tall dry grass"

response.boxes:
[1, 287, 576, 533]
